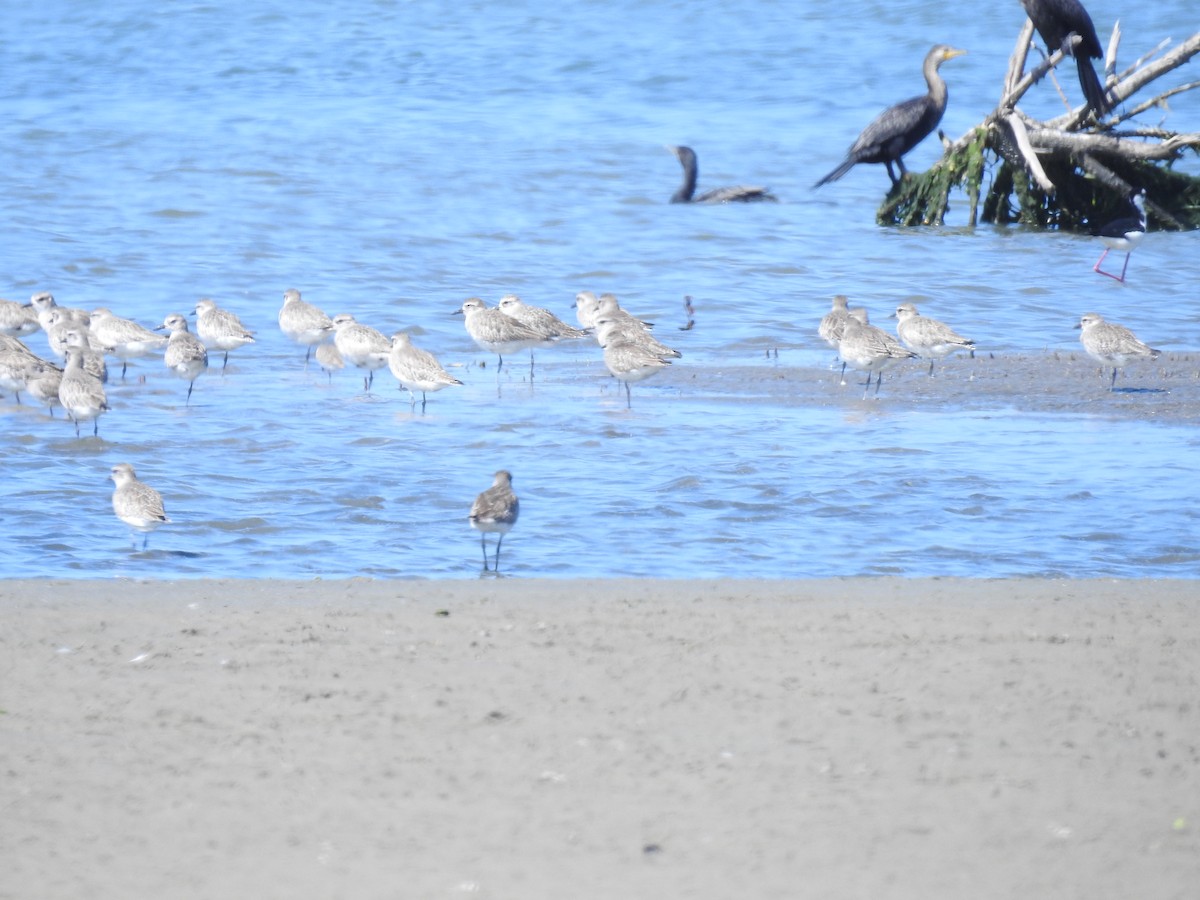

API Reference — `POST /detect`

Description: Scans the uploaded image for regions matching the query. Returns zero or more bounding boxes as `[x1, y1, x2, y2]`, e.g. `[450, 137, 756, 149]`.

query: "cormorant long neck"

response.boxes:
[671, 147, 698, 203]
[923, 50, 949, 117]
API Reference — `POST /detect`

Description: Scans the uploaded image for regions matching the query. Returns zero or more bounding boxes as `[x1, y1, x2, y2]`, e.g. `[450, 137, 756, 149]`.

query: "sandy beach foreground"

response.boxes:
[2, 578, 1197, 899]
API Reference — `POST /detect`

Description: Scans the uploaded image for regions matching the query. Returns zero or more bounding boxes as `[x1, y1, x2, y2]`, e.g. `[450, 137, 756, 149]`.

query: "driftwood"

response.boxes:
[879, 23, 1200, 229]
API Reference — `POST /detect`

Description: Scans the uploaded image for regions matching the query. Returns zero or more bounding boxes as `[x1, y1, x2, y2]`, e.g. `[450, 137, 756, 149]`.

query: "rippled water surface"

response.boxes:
[3, 0, 1199, 579]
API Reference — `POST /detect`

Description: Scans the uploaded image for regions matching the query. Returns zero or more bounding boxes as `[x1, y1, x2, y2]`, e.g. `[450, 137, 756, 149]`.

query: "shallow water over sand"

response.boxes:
[2, 0, 1198, 579]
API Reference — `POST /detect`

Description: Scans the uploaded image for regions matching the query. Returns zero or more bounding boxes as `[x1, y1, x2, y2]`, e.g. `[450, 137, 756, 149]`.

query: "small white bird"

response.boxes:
[58, 346, 110, 437]
[893, 303, 975, 376]
[455, 296, 546, 375]
[315, 340, 344, 384]
[110, 462, 170, 550]
[155, 313, 209, 405]
[388, 331, 462, 410]
[193, 298, 255, 371]
[279, 288, 335, 367]
[331, 313, 391, 391]
[1075, 312, 1160, 391]
[0, 298, 40, 338]
[89, 308, 167, 379]
[469, 470, 520, 572]
[837, 309, 918, 398]
[594, 316, 674, 408]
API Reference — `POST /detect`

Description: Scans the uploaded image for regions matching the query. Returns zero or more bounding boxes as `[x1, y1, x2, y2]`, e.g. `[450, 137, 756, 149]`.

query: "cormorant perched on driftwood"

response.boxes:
[815, 45, 967, 187]
[1019, 0, 1111, 116]
[667, 145, 777, 203]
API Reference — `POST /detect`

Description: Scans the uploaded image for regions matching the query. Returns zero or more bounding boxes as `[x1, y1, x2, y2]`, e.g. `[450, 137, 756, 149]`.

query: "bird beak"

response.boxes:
[452, 308, 463, 316]
[1073, 323, 1082, 330]
[945, 47, 967, 60]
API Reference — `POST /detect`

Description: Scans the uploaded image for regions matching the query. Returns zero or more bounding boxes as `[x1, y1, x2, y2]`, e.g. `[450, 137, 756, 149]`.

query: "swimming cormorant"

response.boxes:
[668, 145, 777, 204]
[814, 44, 966, 187]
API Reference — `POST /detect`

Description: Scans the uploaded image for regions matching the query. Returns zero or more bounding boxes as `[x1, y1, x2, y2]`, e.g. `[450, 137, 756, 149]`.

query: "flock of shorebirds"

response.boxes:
[0, 281, 1166, 566]
[0, 286, 684, 566]
[817, 294, 1162, 399]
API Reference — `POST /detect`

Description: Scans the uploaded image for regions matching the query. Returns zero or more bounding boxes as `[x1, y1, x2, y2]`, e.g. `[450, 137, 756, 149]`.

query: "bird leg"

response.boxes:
[624, 381, 632, 408]
[495, 534, 504, 572]
[186, 380, 195, 406]
[480, 534, 490, 571]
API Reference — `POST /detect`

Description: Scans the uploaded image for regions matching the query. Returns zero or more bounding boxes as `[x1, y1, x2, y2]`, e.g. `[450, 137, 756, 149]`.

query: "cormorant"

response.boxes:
[1093, 188, 1147, 283]
[1019, 0, 1111, 116]
[815, 44, 966, 187]
[667, 145, 777, 203]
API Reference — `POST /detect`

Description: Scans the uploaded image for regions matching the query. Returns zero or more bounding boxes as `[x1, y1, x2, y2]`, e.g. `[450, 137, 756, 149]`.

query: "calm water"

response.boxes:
[2, 0, 1198, 579]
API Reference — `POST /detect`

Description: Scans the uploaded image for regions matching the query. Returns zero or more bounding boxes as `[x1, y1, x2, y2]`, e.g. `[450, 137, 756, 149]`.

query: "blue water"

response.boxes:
[2, 0, 1199, 579]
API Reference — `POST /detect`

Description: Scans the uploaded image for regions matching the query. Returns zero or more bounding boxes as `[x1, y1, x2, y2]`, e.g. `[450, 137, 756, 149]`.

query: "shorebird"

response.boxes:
[41, 307, 96, 361]
[278, 288, 334, 366]
[62, 327, 108, 384]
[23, 358, 63, 416]
[1093, 189, 1147, 283]
[893, 303, 975, 376]
[498, 293, 587, 374]
[593, 310, 680, 361]
[331, 313, 391, 391]
[469, 469, 519, 572]
[574, 291, 600, 330]
[58, 346, 109, 437]
[594, 315, 675, 408]
[110, 462, 170, 550]
[194, 298, 255, 371]
[0, 345, 37, 404]
[837, 309, 918, 398]
[0, 298, 40, 338]
[817, 294, 864, 381]
[315, 340, 343, 384]
[387, 331, 462, 410]
[89, 308, 167, 379]
[1075, 312, 1160, 391]
[156, 313, 209, 405]
[454, 297, 545, 374]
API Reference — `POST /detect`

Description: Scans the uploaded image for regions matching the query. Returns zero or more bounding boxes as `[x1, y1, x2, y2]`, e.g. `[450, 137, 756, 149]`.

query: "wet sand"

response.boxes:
[3, 577, 1197, 899]
[700, 350, 1200, 418]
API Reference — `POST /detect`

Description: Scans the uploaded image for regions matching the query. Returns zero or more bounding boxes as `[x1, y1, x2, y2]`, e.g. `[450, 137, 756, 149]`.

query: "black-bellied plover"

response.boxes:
[498, 293, 586, 374]
[110, 462, 170, 550]
[89, 308, 167, 379]
[278, 288, 335, 366]
[837, 309, 918, 398]
[23, 358, 63, 416]
[315, 340, 343, 384]
[454, 297, 544, 374]
[62, 327, 108, 384]
[667, 144, 777, 204]
[194, 299, 255, 371]
[58, 346, 109, 437]
[574, 291, 600, 331]
[469, 469, 519, 572]
[1075, 312, 1160, 391]
[1093, 189, 1147, 283]
[331, 313, 391, 391]
[594, 315, 674, 408]
[0, 298, 40, 338]
[387, 332, 462, 411]
[893, 303, 975, 376]
[155, 313, 209, 405]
